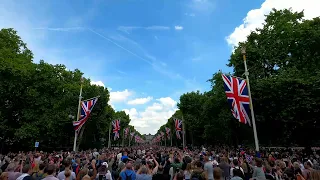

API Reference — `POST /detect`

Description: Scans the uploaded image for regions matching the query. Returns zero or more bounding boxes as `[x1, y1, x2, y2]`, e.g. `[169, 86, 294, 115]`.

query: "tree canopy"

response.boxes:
[156, 9, 320, 147]
[0, 28, 142, 152]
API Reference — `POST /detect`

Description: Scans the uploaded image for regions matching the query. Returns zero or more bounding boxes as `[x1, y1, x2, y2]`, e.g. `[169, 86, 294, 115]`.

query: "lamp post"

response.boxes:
[241, 46, 260, 152]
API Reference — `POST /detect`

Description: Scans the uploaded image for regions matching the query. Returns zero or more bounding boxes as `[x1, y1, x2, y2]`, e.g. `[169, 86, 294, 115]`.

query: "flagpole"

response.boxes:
[73, 78, 83, 152]
[182, 116, 186, 149]
[108, 122, 111, 148]
[241, 46, 259, 152]
[164, 132, 166, 147]
[122, 128, 124, 147]
[170, 129, 173, 147]
[129, 132, 131, 147]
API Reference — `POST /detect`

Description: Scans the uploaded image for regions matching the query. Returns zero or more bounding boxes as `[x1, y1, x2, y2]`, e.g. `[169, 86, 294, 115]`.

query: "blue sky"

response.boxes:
[1, 0, 318, 134]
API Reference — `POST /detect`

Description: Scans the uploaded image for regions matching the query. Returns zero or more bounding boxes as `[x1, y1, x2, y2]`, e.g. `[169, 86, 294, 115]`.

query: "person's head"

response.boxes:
[99, 162, 108, 173]
[126, 162, 133, 170]
[22, 164, 32, 174]
[304, 161, 313, 169]
[157, 165, 164, 174]
[175, 170, 184, 180]
[255, 158, 263, 167]
[140, 166, 148, 174]
[220, 157, 228, 163]
[46, 164, 56, 175]
[195, 161, 202, 168]
[64, 159, 72, 168]
[233, 159, 239, 166]
[0, 172, 8, 180]
[39, 163, 46, 171]
[65, 169, 71, 178]
[186, 163, 192, 171]
[204, 156, 209, 162]
[213, 167, 222, 180]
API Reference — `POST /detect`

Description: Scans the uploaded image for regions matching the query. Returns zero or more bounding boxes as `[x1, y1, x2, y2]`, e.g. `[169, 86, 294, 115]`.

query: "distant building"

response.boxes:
[144, 133, 154, 144]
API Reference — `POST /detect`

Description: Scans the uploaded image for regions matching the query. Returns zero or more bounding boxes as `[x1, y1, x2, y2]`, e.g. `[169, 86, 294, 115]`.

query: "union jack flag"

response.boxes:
[73, 97, 99, 131]
[160, 132, 165, 140]
[165, 127, 171, 139]
[130, 132, 135, 140]
[124, 127, 129, 138]
[174, 118, 182, 139]
[112, 119, 121, 140]
[222, 74, 251, 125]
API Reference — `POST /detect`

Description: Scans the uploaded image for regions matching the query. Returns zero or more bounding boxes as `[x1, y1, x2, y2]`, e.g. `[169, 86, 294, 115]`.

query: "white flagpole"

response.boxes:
[129, 131, 131, 147]
[73, 78, 83, 152]
[182, 116, 186, 149]
[241, 46, 259, 152]
[108, 122, 111, 148]
[170, 130, 172, 146]
[164, 132, 166, 147]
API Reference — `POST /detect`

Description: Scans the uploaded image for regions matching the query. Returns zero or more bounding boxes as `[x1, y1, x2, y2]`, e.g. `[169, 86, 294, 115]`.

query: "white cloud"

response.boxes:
[123, 97, 178, 134]
[127, 96, 153, 105]
[226, 0, 320, 48]
[109, 89, 133, 104]
[91, 80, 105, 87]
[174, 26, 184, 30]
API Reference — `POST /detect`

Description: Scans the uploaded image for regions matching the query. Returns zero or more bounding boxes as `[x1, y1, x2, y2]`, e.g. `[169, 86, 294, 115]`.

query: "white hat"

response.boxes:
[102, 162, 108, 168]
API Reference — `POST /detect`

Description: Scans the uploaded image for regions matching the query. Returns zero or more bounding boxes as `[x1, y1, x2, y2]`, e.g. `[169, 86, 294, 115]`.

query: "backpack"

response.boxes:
[32, 172, 45, 180]
[125, 172, 132, 180]
[191, 170, 204, 180]
[233, 167, 245, 179]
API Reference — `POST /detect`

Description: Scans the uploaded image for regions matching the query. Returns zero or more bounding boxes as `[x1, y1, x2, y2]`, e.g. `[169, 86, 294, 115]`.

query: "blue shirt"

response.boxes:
[120, 169, 136, 180]
[121, 155, 129, 161]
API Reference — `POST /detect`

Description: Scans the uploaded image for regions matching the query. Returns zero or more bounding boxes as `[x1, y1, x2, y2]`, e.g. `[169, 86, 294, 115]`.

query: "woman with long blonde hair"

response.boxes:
[184, 163, 192, 180]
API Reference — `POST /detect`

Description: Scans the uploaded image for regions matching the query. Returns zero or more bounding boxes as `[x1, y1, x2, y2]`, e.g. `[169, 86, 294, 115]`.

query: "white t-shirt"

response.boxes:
[96, 172, 113, 180]
[184, 170, 191, 179]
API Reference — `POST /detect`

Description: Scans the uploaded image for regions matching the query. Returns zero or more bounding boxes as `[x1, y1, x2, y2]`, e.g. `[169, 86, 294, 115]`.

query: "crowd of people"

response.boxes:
[0, 146, 319, 180]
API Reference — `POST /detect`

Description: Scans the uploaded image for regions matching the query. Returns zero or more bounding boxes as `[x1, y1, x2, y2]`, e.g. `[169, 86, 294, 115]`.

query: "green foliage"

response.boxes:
[0, 28, 137, 151]
[157, 8, 320, 147]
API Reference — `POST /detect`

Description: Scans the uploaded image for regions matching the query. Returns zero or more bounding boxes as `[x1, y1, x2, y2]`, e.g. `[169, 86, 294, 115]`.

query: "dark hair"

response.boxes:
[22, 164, 31, 173]
[233, 159, 239, 166]
[63, 159, 72, 167]
[46, 164, 56, 175]
[255, 158, 263, 167]
[39, 163, 46, 171]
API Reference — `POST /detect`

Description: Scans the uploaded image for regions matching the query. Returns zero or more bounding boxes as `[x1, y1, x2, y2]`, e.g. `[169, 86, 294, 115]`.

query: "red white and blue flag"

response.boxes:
[174, 118, 182, 139]
[160, 132, 165, 140]
[130, 132, 135, 140]
[222, 74, 251, 125]
[112, 119, 121, 140]
[73, 97, 99, 132]
[165, 127, 171, 139]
